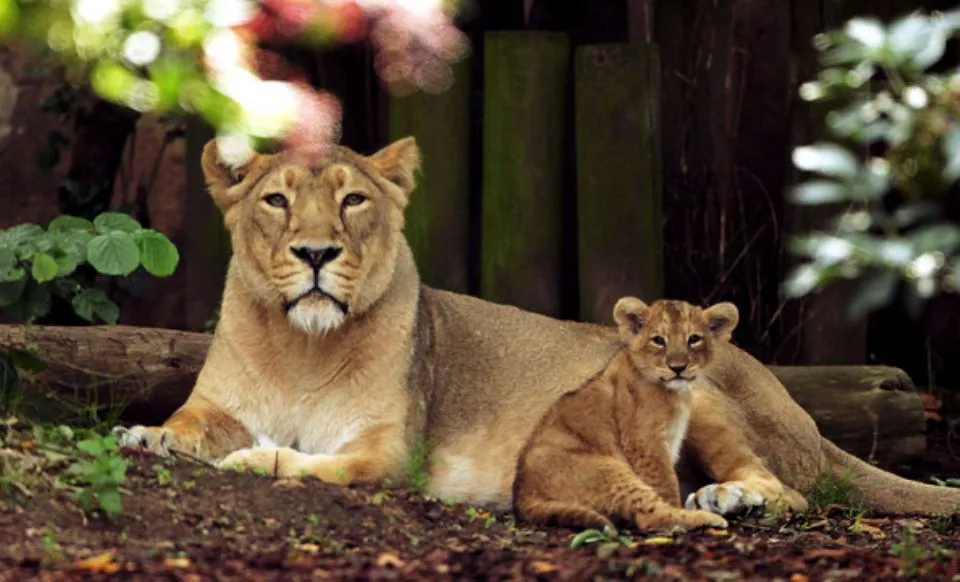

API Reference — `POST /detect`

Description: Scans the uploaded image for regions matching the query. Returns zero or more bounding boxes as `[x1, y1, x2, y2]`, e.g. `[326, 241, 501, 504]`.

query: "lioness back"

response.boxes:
[513, 298, 739, 532]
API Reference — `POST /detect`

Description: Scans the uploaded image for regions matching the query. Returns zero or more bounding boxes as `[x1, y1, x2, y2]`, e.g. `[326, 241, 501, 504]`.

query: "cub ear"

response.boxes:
[201, 137, 275, 213]
[613, 296, 649, 337]
[703, 302, 739, 342]
[369, 136, 421, 199]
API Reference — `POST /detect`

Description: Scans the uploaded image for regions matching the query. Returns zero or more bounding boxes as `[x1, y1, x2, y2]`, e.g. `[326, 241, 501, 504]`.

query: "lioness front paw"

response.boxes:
[219, 446, 299, 477]
[684, 482, 765, 516]
[112, 425, 176, 457]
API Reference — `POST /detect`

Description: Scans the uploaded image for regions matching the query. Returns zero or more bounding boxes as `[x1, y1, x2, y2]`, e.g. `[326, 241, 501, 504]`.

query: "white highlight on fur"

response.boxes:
[665, 404, 692, 463]
[255, 434, 279, 448]
[664, 378, 691, 391]
[430, 453, 503, 507]
[287, 302, 346, 335]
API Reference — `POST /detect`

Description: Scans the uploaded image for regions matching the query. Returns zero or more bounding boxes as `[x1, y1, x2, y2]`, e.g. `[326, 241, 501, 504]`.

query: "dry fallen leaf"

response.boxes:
[74, 551, 120, 574]
[163, 556, 192, 568]
[531, 561, 560, 574]
[376, 552, 405, 568]
[790, 574, 809, 582]
[704, 528, 729, 536]
[849, 522, 886, 540]
[641, 536, 675, 545]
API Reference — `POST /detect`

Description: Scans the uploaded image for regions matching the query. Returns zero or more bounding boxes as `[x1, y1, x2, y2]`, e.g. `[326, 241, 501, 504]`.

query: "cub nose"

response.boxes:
[290, 245, 342, 270]
[668, 363, 687, 375]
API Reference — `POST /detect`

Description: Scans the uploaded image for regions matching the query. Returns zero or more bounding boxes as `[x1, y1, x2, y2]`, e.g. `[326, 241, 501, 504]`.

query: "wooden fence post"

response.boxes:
[388, 57, 472, 293]
[574, 43, 663, 324]
[481, 32, 570, 316]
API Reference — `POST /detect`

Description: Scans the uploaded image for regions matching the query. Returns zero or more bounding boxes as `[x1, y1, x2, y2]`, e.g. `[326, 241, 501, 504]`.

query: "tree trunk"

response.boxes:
[0, 326, 927, 467]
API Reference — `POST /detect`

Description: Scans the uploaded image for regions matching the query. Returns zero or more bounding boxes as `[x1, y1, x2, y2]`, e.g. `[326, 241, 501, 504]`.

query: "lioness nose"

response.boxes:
[290, 245, 342, 270]
[669, 363, 687, 375]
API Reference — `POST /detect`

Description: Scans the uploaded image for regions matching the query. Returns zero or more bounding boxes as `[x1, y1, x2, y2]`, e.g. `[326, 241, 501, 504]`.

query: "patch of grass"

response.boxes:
[403, 437, 433, 495]
[465, 506, 497, 528]
[890, 526, 924, 577]
[65, 433, 129, 518]
[808, 467, 865, 516]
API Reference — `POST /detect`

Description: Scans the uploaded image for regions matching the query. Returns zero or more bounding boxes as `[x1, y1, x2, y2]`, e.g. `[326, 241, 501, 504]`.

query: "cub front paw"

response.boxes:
[112, 425, 175, 456]
[219, 446, 298, 476]
[679, 509, 729, 530]
[684, 482, 765, 516]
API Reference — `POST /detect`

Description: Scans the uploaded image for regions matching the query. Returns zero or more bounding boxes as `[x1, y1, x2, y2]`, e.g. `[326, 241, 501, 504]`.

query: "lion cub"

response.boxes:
[513, 297, 739, 532]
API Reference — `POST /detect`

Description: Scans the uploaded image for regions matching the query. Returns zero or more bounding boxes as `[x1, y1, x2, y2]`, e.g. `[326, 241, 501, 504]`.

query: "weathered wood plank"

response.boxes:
[481, 32, 570, 316]
[574, 43, 663, 323]
[388, 57, 472, 293]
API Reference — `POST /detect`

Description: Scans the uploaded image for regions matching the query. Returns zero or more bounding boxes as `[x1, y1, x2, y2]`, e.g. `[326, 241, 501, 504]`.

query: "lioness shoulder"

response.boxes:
[513, 297, 739, 532]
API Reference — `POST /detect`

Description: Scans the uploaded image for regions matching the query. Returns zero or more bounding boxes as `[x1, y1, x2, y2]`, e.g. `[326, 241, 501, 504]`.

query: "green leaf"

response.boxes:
[134, 229, 180, 277]
[845, 17, 886, 50]
[910, 224, 960, 254]
[792, 143, 860, 180]
[87, 232, 140, 276]
[790, 180, 849, 205]
[943, 127, 960, 183]
[54, 252, 78, 278]
[77, 437, 106, 456]
[30, 253, 58, 283]
[93, 212, 141, 234]
[0, 278, 26, 306]
[5, 347, 46, 373]
[4, 280, 51, 322]
[848, 270, 898, 321]
[0, 224, 44, 248]
[0, 248, 13, 272]
[96, 489, 123, 516]
[71, 288, 120, 324]
[48, 215, 94, 233]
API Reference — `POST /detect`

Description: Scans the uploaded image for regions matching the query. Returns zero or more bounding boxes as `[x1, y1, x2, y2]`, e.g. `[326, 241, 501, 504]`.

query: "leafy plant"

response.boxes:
[808, 467, 866, 515]
[569, 525, 633, 559]
[784, 9, 960, 319]
[403, 437, 433, 496]
[890, 526, 925, 577]
[65, 433, 129, 517]
[0, 211, 179, 324]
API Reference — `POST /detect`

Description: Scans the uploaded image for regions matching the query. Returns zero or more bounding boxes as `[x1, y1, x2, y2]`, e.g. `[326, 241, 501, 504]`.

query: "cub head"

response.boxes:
[201, 136, 420, 335]
[613, 297, 739, 391]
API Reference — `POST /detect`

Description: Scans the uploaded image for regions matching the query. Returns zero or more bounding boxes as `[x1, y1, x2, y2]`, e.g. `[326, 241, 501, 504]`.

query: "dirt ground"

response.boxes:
[0, 420, 960, 581]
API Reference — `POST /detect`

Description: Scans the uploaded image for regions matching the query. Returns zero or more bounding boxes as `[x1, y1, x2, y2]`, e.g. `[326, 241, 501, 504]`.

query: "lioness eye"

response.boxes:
[652, 336, 666, 347]
[263, 193, 288, 208]
[688, 334, 703, 346]
[342, 192, 367, 207]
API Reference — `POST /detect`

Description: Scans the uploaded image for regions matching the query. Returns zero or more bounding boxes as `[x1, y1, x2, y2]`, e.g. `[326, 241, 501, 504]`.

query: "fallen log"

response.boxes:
[0, 325, 926, 467]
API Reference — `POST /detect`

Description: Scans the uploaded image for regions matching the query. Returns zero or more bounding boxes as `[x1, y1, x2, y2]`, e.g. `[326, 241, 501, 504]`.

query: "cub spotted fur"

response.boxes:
[514, 298, 736, 531]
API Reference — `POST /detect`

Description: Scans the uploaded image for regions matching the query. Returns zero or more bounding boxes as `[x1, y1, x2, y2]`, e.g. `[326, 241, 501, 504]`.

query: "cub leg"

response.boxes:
[514, 498, 615, 531]
[591, 458, 728, 532]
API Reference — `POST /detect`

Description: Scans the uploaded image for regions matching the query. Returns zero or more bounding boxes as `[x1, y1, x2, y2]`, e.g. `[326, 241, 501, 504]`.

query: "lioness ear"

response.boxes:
[201, 138, 274, 213]
[613, 296, 648, 338]
[703, 302, 739, 342]
[369, 136, 421, 196]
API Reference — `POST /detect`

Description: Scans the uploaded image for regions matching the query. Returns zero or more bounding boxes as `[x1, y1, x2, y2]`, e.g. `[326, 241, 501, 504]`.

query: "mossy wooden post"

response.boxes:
[183, 118, 231, 331]
[482, 32, 569, 316]
[387, 57, 472, 292]
[575, 44, 663, 323]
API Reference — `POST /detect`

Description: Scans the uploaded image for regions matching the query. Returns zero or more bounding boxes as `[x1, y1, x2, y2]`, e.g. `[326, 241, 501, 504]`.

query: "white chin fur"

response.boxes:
[664, 378, 692, 391]
[287, 303, 346, 335]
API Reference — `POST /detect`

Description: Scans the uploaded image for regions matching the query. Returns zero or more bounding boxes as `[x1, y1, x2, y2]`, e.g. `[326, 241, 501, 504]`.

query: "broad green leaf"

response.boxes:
[77, 437, 106, 456]
[54, 252, 78, 278]
[782, 264, 826, 298]
[0, 248, 13, 272]
[790, 180, 849, 205]
[48, 215, 94, 233]
[87, 232, 140, 276]
[910, 223, 960, 254]
[96, 489, 123, 516]
[134, 229, 180, 277]
[792, 143, 860, 180]
[5, 347, 46, 373]
[0, 223, 44, 248]
[93, 212, 141, 234]
[72, 288, 119, 324]
[848, 270, 898, 321]
[4, 280, 51, 322]
[30, 253, 58, 283]
[0, 278, 26, 306]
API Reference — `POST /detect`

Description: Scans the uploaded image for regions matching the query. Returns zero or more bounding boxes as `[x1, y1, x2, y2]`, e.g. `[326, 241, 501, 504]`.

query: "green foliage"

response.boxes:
[785, 9, 960, 319]
[0, 211, 179, 324]
[890, 526, 925, 577]
[808, 467, 866, 514]
[403, 437, 433, 496]
[65, 433, 129, 517]
[570, 525, 633, 559]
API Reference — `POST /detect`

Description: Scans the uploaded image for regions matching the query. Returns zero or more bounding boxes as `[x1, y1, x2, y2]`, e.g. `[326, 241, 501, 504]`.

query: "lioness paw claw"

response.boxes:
[685, 482, 765, 516]
[112, 425, 173, 456]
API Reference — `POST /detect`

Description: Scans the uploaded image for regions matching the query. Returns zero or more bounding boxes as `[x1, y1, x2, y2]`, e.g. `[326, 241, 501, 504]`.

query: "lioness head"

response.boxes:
[200, 137, 421, 334]
[613, 298, 739, 391]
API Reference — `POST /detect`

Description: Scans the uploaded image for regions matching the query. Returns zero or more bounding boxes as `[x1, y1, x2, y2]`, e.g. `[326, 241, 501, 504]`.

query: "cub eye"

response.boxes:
[342, 192, 367, 207]
[651, 336, 666, 347]
[263, 193, 288, 208]
[688, 334, 704, 346]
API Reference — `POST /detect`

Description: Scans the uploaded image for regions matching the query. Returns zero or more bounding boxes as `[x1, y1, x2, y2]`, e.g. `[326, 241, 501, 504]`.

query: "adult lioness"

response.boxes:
[119, 137, 960, 516]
